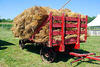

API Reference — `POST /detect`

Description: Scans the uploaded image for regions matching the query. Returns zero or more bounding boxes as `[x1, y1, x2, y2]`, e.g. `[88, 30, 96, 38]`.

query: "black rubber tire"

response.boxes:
[40, 47, 56, 63]
[19, 39, 25, 49]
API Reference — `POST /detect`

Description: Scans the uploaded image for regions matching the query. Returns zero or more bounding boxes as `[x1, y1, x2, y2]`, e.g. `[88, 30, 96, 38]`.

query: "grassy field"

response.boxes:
[0, 24, 100, 67]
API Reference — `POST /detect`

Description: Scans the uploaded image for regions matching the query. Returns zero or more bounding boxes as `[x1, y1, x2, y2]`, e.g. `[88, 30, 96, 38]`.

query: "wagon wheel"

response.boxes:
[19, 39, 25, 49]
[40, 47, 56, 63]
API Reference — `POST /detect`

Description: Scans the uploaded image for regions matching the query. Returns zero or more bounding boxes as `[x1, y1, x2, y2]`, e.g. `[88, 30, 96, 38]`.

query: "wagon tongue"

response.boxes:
[69, 52, 100, 64]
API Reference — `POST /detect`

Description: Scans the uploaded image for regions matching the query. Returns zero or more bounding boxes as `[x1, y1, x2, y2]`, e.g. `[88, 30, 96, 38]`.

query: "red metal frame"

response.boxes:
[59, 13, 65, 52]
[28, 12, 100, 64]
[69, 52, 100, 64]
[48, 13, 88, 51]
[49, 12, 53, 47]
[30, 13, 88, 51]
[85, 15, 88, 41]
[53, 23, 86, 28]
[29, 14, 50, 41]
[74, 15, 81, 49]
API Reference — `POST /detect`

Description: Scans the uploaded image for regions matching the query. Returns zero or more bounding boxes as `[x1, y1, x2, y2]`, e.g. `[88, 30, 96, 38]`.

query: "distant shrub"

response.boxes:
[0, 18, 13, 23]
[0, 24, 12, 29]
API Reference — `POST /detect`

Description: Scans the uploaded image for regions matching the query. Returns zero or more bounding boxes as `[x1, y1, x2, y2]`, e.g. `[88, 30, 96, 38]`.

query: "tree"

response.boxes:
[88, 16, 96, 23]
[0, 16, 1, 22]
[0, 17, 13, 22]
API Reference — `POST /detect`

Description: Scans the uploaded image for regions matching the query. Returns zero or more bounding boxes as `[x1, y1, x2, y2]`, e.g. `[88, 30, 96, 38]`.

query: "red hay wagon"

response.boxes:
[19, 12, 100, 63]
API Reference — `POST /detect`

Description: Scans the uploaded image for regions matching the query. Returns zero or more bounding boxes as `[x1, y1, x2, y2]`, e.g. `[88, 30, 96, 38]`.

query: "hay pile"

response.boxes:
[11, 6, 48, 39]
[11, 6, 86, 43]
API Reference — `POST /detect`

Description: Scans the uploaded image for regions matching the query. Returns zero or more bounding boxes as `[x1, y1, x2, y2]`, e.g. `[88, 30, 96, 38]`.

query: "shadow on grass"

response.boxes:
[73, 60, 100, 67]
[24, 44, 100, 66]
[0, 40, 14, 50]
[25, 44, 72, 62]
[24, 44, 41, 54]
[54, 49, 90, 63]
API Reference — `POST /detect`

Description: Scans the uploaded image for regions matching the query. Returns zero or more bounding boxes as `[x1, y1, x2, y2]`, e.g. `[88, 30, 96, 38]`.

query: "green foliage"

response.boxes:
[0, 16, 2, 22]
[0, 18, 13, 23]
[88, 16, 96, 23]
[0, 24, 12, 29]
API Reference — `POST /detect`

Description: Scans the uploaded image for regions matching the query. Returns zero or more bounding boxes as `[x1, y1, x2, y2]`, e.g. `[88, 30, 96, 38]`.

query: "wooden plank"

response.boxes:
[75, 15, 81, 49]
[49, 12, 53, 47]
[59, 13, 65, 52]
[53, 23, 86, 28]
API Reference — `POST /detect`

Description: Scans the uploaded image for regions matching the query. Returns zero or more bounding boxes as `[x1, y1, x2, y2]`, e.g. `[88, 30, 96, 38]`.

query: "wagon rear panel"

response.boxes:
[48, 13, 88, 52]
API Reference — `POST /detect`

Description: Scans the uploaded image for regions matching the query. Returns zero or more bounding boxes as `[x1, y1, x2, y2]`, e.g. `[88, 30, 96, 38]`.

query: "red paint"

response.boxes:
[29, 14, 50, 41]
[59, 13, 65, 52]
[29, 13, 88, 52]
[69, 52, 100, 63]
[75, 15, 81, 49]
[27, 13, 100, 63]
[69, 52, 95, 57]
[49, 12, 53, 47]
[85, 15, 88, 41]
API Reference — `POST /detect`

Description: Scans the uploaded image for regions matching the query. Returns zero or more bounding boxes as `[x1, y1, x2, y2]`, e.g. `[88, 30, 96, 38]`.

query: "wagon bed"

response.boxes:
[19, 12, 100, 63]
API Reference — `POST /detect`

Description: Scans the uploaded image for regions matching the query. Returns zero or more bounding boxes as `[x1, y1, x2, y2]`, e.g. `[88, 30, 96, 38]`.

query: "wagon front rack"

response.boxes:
[69, 52, 100, 64]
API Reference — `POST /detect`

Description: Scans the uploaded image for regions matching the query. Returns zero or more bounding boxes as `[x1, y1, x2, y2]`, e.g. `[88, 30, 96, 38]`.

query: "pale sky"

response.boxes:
[0, 0, 100, 19]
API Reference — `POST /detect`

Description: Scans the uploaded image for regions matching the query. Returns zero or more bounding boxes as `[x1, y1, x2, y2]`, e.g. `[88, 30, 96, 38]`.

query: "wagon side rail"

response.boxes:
[48, 13, 88, 52]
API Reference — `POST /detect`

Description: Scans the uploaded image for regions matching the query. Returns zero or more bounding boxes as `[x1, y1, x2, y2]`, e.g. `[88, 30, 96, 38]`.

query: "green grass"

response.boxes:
[0, 26, 100, 67]
[0, 24, 12, 29]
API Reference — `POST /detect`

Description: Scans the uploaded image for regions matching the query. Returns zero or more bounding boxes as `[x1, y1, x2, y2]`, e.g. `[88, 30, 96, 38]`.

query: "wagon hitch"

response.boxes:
[69, 52, 100, 64]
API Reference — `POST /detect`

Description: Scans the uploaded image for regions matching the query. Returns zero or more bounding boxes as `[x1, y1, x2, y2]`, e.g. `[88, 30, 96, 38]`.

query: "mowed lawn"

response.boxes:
[0, 25, 100, 67]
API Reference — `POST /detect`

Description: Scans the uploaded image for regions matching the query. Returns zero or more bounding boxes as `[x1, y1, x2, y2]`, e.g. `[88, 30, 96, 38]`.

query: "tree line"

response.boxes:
[0, 16, 95, 23]
[0, 18, 13, 23]
[88, 16, 96, 23]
